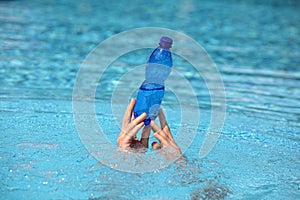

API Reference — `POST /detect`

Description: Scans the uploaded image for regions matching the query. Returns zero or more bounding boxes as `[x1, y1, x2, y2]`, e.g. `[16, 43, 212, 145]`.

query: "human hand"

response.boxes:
[150, 108, 182, 155]
[117, 99, 151, 149]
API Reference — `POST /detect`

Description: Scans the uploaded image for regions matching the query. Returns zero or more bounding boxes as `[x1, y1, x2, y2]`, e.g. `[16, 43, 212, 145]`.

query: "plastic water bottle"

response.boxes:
[133, 36, 173, 125]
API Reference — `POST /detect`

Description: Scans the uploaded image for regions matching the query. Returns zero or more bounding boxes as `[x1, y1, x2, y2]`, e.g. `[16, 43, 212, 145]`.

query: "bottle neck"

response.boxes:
[158, 46, 171, 51]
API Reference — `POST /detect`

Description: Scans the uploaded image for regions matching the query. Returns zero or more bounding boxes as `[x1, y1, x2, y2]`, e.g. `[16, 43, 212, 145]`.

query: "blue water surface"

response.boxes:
[1, 0, 299, 199]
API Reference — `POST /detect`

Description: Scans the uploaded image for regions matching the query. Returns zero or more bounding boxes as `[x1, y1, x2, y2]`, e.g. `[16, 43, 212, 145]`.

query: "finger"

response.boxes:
[158, 108, 167, 128]
[163, 124, 173, 140]
[151, 120, 168, 140]
[140, 138, 149, 148]
[141, 125, 151, 139]
[151, 120, 171, 142]
[140, 126, 151, 148]
[131, 112, 147, 127]
[127, 121, 144, 138]
[151, 116, 175, 144]
[154, 131, 169, 145]
[152, 142, 161, 150]
[154, 132, 181, 153]
[168, 140, 181, 153]
[122, 98, 136, 125]
[150, 120, 161, 133]
[125, 108, 145, 133]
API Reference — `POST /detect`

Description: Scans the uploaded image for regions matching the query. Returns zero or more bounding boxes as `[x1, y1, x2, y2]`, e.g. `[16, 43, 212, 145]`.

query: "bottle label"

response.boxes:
[145, 63, 171, 85]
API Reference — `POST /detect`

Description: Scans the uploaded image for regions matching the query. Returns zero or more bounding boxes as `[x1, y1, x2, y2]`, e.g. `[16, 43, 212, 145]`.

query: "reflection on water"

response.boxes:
[86, 157, 230, 200]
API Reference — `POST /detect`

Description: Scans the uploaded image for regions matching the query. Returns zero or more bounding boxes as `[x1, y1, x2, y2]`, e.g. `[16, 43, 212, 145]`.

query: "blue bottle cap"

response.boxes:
[159, 36, 173, 50]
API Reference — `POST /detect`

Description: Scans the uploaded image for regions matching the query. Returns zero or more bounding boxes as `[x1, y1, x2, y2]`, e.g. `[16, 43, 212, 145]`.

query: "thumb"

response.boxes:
[152, 142, 161, 150]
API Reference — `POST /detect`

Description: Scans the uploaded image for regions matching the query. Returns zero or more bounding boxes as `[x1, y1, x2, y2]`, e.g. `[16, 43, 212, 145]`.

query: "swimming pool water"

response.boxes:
[1, 0, 299, 199]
